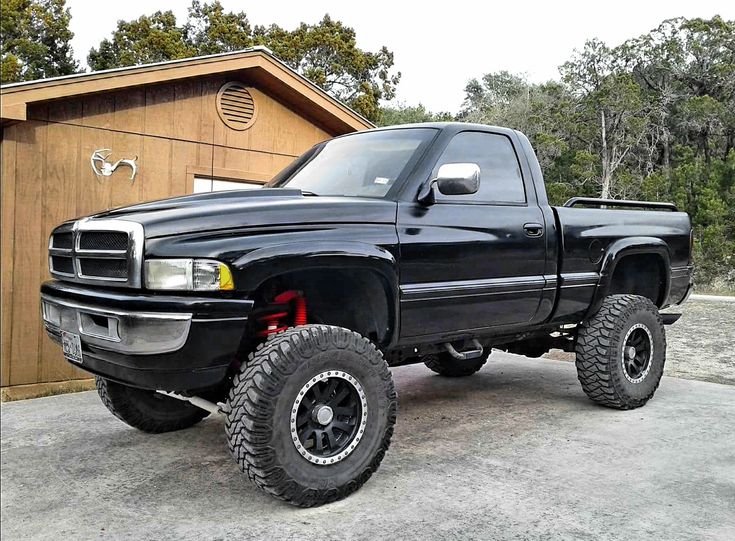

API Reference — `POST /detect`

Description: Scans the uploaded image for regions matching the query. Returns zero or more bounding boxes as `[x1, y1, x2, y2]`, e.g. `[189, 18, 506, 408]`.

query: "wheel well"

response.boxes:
[609, 254, 666, 306]
[250, 268, 394, 347]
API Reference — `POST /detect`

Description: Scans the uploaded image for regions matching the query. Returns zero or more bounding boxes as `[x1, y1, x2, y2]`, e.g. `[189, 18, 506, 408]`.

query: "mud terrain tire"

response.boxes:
[225, 325, 397, 507]
[575, 294, 666, 410]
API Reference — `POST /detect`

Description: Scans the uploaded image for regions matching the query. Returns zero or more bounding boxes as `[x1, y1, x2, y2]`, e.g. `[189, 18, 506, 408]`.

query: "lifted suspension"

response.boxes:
[255, 290, 307, 337]
[161, 291, 310, 412]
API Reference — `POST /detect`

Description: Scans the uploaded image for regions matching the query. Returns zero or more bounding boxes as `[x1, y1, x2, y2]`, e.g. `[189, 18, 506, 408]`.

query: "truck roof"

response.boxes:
[373, 122, 520, 138]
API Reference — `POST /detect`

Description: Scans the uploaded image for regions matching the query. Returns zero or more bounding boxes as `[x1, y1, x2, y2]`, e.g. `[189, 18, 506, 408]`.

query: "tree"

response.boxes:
[257, 15, 400, 122]
[673, 17, 735, 163]
[561, 40, 651, 199]
[460, 71, 532, 128]
[458, 73, 576, 194]
[620, 19, 687, 174]
[184, 0, 252, 55]
[1, 0, 78, 83]
[88, 11, 194, 70]
[378, 103, 453, 126]
[460, 17, 735, 288]
[87, 2, 400, 122]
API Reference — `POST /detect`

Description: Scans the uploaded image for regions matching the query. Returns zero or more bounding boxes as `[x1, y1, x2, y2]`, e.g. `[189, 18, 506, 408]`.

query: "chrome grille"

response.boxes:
[49, 218, 144, 288]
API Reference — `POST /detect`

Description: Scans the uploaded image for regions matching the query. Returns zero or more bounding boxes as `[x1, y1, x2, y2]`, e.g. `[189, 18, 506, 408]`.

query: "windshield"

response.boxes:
[268, 128, 437, 198]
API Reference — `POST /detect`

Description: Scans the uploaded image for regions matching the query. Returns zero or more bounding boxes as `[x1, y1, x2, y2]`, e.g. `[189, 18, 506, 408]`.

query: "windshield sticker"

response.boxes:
[374, 177, 390, 185]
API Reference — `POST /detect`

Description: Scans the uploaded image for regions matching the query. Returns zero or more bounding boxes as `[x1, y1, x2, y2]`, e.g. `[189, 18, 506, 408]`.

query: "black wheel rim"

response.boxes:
[291, 371, 368, 465]
[622, 323, 653, 383]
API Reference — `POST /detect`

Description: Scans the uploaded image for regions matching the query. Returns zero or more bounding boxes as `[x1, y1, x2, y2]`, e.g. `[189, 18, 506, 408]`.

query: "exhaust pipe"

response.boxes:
[156, 390, 226, 415]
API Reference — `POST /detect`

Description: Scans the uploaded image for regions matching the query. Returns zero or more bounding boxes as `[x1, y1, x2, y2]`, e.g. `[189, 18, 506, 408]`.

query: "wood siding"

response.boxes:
[1, 75, 336, 387]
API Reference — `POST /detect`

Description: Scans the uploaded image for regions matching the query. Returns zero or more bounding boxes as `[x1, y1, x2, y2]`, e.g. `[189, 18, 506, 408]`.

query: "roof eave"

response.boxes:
[0, 48, 374, 132]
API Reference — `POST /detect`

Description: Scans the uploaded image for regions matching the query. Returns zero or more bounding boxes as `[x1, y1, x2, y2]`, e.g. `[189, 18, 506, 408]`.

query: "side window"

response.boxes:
[433, 132, 526, 203]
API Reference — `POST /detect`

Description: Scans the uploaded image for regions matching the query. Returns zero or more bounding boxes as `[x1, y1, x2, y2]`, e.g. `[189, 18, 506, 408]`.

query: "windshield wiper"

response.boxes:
[300, 190, 319, 196]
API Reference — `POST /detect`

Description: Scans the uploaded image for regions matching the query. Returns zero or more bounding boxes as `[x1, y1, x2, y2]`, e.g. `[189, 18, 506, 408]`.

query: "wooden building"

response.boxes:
[0, 47, 373, 396]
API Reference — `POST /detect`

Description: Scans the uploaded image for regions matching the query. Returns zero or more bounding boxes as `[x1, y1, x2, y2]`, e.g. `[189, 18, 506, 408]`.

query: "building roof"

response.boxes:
[0, 46, 374, 133]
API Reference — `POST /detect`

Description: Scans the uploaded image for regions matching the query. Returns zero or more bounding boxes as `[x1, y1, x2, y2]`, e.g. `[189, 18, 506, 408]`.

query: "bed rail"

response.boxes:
[563, 197, 678, 212]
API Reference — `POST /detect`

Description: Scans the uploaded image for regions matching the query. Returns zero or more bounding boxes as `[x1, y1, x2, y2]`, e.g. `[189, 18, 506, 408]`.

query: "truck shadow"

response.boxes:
[90, 357, 598, 507]
[391, 357, 592, 411]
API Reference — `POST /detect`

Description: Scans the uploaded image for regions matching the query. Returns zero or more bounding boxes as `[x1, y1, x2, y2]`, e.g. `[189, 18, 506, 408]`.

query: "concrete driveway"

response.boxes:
[2, 354, 734, 540]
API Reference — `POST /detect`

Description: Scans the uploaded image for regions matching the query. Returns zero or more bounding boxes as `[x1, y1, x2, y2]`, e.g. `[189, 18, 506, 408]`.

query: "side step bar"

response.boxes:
[444, 339, 484, 361]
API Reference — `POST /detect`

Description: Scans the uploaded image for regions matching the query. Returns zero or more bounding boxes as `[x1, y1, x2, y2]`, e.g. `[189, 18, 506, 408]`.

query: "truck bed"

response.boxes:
[545, 204, 692, 324]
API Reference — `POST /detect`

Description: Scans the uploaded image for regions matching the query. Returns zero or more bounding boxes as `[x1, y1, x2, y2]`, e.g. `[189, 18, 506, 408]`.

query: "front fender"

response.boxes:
[231, 241, 399, 293]
[231, 241, 400, 347]
[588, 237, 671, 315]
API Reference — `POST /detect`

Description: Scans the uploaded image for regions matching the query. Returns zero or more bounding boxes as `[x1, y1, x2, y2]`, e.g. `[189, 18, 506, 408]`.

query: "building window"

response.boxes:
[193, 177, 263, 193]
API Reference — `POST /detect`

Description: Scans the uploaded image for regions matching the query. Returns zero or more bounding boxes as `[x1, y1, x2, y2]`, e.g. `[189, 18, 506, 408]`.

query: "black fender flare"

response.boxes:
[588, 237, 671, 315]
[231, 241, 400, 344]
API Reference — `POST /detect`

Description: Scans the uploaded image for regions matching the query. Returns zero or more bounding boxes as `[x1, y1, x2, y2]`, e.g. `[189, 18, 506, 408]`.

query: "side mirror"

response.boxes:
[417, 163, 481, 203]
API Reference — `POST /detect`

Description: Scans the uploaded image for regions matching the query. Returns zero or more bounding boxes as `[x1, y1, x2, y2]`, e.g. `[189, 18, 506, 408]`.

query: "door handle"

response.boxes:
[523, 223, 544, 237]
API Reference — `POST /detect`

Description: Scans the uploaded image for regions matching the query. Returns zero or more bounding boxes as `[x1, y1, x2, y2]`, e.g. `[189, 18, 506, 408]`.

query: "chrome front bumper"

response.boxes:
[41, 294, 192, 355]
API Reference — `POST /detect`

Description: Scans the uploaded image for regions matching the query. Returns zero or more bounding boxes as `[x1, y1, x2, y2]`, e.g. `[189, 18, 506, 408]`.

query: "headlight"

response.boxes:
[144, 259, 234, 291]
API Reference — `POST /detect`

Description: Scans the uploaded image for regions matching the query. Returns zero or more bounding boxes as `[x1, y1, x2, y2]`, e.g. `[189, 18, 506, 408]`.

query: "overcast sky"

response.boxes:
[66, 0, 734, 113]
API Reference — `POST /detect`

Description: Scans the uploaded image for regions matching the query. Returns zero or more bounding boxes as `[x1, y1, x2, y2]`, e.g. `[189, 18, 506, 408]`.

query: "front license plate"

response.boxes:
[61, 331, 83, 364]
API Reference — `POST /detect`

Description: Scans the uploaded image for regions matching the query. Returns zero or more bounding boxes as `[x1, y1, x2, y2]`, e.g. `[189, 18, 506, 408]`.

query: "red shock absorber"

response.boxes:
[256, 310, 290, 337]
[274, 290, 307, 326]
[255, 290, 307, 337]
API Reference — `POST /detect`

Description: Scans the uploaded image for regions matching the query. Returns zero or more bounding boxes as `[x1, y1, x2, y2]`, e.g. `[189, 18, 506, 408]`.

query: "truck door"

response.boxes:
[397, 130, 547, 339]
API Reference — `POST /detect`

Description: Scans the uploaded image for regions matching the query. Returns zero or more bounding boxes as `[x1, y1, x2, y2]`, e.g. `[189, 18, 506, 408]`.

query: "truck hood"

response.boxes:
[93, 188, 398, 238]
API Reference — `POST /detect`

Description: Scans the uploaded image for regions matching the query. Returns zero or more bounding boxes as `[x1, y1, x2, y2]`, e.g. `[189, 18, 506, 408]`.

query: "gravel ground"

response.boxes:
[664, 298, 735, 385]
[545, 297, 735, 385]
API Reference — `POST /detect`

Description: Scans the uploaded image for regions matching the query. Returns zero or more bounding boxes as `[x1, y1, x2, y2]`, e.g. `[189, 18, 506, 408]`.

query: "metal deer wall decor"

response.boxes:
[91, 149, 138, 181]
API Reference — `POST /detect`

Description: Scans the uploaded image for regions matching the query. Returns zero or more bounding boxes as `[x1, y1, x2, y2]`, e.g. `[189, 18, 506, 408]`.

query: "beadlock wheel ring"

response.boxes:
[621, 323, 654, 384]
[290, 371, 368, 466]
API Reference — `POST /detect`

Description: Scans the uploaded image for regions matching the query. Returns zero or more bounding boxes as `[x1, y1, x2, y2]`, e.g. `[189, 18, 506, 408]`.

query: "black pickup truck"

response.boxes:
[41, 123, 693, 506]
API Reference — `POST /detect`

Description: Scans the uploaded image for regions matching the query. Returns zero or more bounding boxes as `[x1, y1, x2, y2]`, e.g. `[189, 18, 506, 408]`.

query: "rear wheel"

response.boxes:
[95, 377, 209, 433]
[575, 294, 666, 410]
[225, 325, 397, 507]
[423, 350, 491, 377]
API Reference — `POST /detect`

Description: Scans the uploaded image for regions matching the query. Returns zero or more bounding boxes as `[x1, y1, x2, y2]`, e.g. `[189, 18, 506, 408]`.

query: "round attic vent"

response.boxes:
[216, 82, 257, 130]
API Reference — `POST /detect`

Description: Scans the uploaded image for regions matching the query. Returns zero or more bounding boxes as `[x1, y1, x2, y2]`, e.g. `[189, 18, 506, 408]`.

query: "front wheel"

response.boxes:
[575, 294, 666, 410]
[225, 325, 397, 507]
[95, 377, 209, 433]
